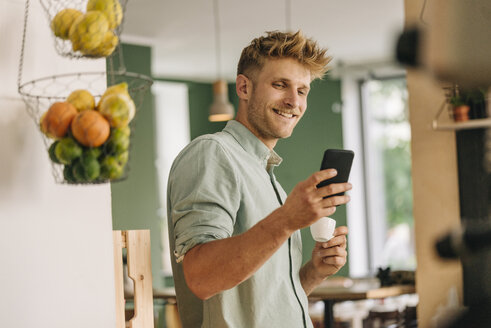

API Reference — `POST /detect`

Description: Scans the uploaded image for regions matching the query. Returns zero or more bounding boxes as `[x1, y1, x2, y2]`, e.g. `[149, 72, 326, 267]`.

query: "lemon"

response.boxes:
[98, 92, 135, 128]
[98, 82, 129, 105]
[51, 8, 83, 40]
[86, 30, 118, 57]
[97, 82, 136, 127]
[67, 89, 95, 112]
[87, 0, 123, 30]
[69, 11, 109, 53]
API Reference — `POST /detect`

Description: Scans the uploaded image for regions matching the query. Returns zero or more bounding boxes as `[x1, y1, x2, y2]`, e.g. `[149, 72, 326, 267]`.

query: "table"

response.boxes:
[125, 287, 177, 303]
[125, 288, 180, 327]
[309, 279, 416, 328]
[128, 283, 416, 328]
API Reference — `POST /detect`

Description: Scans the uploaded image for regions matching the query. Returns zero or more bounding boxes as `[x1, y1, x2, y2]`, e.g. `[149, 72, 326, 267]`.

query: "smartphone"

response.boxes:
[317, 149, 354, 197]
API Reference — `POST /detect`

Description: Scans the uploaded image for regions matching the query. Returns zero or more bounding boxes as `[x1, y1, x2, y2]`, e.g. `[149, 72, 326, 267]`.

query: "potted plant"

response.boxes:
[449, 85, 470, 122]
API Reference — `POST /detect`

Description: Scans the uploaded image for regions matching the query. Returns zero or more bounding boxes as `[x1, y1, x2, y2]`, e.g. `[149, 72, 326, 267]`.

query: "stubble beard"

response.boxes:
[247, 96, 291, 142]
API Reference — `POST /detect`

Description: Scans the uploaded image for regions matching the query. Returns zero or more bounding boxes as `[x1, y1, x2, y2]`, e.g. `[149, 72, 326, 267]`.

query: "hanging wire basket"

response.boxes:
[39, 0, 129, 59]
[18, 0, 153, 185]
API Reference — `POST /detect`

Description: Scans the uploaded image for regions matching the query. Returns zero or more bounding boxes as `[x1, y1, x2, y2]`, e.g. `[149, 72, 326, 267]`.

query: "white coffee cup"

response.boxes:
[310, 217, 336, 242]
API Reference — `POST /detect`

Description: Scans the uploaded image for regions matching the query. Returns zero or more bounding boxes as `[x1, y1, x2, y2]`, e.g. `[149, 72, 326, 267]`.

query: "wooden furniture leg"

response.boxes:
[113, 230, 154, 328]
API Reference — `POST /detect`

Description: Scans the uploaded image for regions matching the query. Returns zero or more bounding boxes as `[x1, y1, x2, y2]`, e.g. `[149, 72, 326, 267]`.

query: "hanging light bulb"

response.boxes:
[210, 80, 234, 122]
[209, 0, 234, 122]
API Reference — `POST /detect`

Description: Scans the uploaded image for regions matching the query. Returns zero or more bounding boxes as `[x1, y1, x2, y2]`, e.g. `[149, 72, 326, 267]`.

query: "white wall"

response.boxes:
[0, 1, 116, 327]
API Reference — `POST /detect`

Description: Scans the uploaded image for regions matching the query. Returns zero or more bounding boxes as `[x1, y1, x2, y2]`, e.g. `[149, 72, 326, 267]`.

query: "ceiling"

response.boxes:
[121, 0, 406, 82]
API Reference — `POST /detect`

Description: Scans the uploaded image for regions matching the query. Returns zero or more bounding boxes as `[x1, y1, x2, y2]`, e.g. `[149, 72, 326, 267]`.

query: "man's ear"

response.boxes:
[236, 74, 250, 100]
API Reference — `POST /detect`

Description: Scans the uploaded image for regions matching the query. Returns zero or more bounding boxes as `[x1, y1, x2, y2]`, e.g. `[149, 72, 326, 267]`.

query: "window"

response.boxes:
[360, 76, 415, 273]
[153, 81, 190, 277]
[342, 71, 415, 277]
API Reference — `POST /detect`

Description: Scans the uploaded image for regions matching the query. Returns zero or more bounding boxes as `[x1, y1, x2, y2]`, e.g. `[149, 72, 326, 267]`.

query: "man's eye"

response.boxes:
[273, 83, 285, 88]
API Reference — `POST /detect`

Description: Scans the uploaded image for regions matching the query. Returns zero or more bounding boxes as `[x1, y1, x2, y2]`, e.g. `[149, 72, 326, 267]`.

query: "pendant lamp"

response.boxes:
[209, 0, 234, 122]
[210, 80, 234, 121]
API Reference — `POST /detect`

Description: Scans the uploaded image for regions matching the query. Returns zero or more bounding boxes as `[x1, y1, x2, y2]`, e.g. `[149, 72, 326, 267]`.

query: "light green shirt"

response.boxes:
[167, 120, 312, 328]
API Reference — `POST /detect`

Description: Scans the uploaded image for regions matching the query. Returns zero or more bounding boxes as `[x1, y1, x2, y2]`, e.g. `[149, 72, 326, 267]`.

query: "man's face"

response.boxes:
[243, 58, 311, 148]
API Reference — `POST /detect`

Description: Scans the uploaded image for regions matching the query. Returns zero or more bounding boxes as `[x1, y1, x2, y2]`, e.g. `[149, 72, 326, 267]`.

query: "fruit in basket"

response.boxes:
[81, 156, 101, 181]
[54, 137, 82, 165]
[51, 8, 83, 40]
[69, 11, 109, 54]
[83, 147, 102, 160]
[117, 150, 129, 166]
[63, 164, 76, 183]
[87, 0, 123, 30]
[39, 112, 54, 138]
[98, 92, 135, 128]
[86, 30, 118, 57]
[98, 82, 129, 105]
[48, 141, 62, 164]
[72, 161, 86, 182]
[71, 110, 110, 147]
[106, 126, 130, 154]
[100, 156, 124, 180]
[72, 156, 101, 182]
[41, 102, 78, 139]
[67, 89, 95, 112]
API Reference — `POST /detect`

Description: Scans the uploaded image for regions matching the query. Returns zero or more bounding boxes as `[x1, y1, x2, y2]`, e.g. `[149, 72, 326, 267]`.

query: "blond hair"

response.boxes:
[237, 30, 331, 80]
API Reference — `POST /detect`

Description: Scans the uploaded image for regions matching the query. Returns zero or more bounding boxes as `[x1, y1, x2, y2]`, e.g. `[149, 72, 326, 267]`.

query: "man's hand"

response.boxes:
[280, 169, 352, 231]
[300, 226, 349, 295]
[311, 226, 348, 277]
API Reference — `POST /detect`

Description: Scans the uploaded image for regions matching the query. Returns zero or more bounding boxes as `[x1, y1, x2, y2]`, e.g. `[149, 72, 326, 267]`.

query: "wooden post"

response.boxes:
[113, 230, 154, 328]
[113, 231, 126, 328]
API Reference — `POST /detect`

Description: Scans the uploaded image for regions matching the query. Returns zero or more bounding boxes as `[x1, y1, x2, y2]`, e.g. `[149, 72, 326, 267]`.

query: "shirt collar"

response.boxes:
[223, 120, 283, 169]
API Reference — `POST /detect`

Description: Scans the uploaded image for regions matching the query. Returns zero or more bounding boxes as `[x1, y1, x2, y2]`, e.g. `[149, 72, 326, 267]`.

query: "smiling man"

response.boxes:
[167, 31, 352, 328]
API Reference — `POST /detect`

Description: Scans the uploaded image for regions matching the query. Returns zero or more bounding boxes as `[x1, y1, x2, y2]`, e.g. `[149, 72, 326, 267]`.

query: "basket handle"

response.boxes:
[17, 0, 31, 92]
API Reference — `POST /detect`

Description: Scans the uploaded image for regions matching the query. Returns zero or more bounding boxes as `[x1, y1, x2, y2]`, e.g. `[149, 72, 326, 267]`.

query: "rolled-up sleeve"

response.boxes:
[168, 138, 241, 262]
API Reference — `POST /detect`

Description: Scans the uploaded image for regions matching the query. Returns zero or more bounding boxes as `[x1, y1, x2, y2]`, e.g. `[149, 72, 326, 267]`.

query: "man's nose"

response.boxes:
[284, 89, 300, 109]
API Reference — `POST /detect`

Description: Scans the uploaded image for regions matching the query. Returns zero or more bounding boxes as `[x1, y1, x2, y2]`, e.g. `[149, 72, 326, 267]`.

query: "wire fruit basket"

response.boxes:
[39, 0, 129, 58]
[19, 71, 152, 184]
[18, 0, 153, 185]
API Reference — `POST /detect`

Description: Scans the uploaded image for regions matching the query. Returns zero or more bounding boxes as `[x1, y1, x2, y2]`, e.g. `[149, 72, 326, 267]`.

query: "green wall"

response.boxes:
[109, 43, 164, 288]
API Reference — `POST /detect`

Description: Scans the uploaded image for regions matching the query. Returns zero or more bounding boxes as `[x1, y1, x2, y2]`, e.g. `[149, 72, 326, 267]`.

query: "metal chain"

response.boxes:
[285, 0, 291, 32]
[17, 0, 30, 92]
[213, 0, 221, 80]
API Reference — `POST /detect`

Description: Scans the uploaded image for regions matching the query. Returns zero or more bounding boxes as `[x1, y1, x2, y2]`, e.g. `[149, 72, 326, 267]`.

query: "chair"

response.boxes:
[113, 230, 154, 328]
[363, 308, 400, 328]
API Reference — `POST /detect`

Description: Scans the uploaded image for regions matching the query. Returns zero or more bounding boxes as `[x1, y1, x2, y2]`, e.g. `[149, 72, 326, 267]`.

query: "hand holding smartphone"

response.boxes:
[317, 149, 354, 198]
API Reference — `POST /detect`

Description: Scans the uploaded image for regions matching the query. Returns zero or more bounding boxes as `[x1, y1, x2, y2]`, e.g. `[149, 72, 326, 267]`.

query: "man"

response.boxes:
[167, 30, 352, 328]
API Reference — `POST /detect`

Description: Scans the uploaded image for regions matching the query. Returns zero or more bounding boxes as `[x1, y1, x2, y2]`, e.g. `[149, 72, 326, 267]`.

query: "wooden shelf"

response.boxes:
[432, 118, 491, 131]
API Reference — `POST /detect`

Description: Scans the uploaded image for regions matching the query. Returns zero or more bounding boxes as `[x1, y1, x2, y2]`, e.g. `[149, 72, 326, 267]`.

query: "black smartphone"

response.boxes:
[317, 149, 354, 197]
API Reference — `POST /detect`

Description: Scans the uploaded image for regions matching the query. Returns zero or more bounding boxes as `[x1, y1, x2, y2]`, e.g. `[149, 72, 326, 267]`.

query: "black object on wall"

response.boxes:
[455, 128, 491, 307]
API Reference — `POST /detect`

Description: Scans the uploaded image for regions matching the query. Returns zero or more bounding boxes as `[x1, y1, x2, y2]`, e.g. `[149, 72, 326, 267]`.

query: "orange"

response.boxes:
[41, 102, 77, 139]
[71, 110, 110, 147]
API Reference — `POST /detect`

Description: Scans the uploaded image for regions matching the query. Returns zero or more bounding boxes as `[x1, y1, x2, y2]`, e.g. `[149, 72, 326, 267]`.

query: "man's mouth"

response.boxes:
[273, 109, 296, 118]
